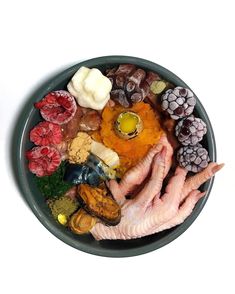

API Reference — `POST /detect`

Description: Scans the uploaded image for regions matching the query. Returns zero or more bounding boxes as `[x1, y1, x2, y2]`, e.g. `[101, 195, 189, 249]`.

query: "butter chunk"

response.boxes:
[67, 66, 112, 110]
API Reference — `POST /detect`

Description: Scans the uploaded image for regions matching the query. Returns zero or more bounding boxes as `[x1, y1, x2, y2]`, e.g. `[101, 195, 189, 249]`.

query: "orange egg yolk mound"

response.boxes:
[92, 102, 164, 175]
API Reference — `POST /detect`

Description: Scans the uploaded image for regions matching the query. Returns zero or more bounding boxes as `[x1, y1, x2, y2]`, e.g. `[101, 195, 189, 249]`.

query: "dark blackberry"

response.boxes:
[175, 115, 207, 145]
[161, 86, 196, 120]
[177, 144, 210, 173]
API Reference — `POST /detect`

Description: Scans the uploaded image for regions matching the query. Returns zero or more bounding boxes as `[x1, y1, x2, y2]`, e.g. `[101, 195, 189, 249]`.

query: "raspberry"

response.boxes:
[30, 121, 62, 146]
[35, 90, 77, 125]
[26, 146, 61, 177]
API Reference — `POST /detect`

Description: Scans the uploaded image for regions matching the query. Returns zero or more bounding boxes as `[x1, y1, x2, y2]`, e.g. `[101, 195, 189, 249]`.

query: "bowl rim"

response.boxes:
[14, 55, 216, 257]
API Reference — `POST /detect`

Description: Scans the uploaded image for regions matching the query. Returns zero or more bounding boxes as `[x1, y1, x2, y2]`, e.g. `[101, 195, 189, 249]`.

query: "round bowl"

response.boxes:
[12, 56, 216, 257]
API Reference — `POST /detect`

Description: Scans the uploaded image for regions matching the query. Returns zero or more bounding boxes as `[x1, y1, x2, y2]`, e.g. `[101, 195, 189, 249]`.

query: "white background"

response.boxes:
[0, 0, 234, 293]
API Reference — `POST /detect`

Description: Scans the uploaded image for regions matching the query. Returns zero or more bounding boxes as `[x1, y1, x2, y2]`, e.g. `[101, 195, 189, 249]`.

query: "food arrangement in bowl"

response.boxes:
[25, 61, 223, 242]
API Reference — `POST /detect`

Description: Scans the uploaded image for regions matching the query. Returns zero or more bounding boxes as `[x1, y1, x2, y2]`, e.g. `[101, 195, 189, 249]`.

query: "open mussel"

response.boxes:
[77, 184, 121, 226]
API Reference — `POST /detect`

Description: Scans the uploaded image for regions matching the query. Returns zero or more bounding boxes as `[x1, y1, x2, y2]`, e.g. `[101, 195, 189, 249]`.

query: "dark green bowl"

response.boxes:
[12, 56, 216, 257]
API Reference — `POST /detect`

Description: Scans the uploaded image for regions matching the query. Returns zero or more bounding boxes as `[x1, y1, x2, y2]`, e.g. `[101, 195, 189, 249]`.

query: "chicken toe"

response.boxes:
[135, 147, 166, 208]
[181, 162, 224, 202]
[90, 140, 223, 240]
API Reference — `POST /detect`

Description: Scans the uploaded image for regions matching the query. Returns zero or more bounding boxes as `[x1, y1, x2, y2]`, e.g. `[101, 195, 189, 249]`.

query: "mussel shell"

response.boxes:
[86, 154, 116, 180]
[77, 184, 121, 226]
[64, 163, 101, 186]
[85, 154, 107, 180]
[64, 154, 116, 187]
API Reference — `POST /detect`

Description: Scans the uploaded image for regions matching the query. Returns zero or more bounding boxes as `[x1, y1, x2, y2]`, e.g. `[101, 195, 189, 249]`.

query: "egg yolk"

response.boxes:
[118, 113, 139, 133]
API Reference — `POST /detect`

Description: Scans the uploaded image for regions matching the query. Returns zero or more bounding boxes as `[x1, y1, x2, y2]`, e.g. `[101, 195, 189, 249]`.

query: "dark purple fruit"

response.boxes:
[161, 86, 196, 120]
[177, 144, 210, 173]
[175, 115, 207, 145]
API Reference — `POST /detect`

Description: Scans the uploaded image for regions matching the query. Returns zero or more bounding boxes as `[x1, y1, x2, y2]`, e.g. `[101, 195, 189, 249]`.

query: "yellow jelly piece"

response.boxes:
[118, 113, 139, 133]
[57, 214, 68, 225]
[150, 80, 166, 94]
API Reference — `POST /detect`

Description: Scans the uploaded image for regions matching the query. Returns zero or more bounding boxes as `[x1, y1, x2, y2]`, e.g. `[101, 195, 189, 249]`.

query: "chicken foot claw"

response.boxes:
[181, 162, 224, 202]
[91, 137, 224, 240]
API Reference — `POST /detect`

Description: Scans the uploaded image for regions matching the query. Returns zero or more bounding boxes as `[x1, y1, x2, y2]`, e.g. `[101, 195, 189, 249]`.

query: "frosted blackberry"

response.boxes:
[177, 144, 210, 173]
[161, 86, 196, 120]
[175, 115, 207, 146]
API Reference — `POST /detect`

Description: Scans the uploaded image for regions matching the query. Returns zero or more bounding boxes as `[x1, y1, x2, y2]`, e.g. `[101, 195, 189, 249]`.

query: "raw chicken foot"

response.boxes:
[91, 139, 223, 240]
[108, 135, 173, 203]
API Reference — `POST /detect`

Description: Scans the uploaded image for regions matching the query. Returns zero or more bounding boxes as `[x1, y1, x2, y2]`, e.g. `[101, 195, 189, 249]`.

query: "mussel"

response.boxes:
[77, 184, 121, 226]
[64, 163, 101, 186]
[64, 153, 116, 186]
[86, 154, 116, 180]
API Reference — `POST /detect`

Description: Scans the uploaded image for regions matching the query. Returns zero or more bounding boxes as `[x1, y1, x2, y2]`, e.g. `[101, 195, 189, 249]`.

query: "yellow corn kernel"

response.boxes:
[57, 214, 68, 225]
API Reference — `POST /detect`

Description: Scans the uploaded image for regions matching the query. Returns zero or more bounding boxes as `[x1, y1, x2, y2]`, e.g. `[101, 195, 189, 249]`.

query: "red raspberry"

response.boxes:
[30, 121, 62, 146]
[26, 146, 61, 177]
[34, 90, 77, 125]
